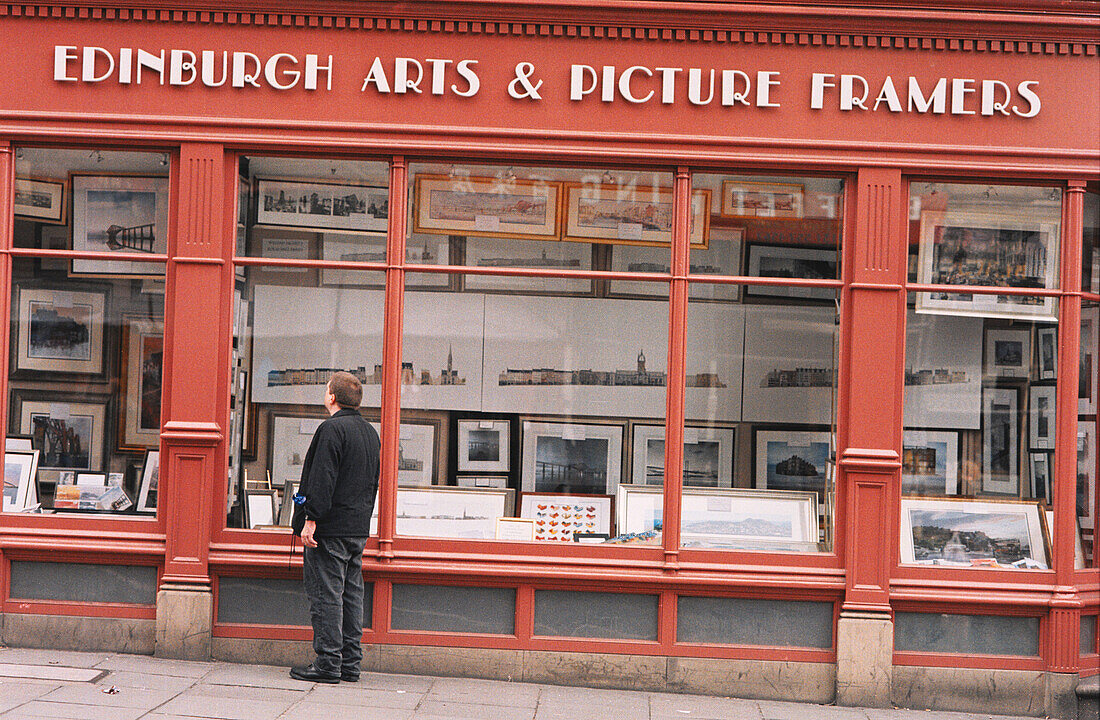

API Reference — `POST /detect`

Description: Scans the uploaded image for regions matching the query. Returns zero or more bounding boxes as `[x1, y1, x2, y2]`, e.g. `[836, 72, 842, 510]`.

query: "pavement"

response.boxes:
[0, 646, 1046, 720]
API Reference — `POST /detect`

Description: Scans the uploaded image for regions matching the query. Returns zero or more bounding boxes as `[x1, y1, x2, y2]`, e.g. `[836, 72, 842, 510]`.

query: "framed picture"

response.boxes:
[904, 311, 983, 430]
[118, 316, 163, 452]
[984, 328, 1031, 378]
[720, 180, 803, 219]
[136, 449, 160, 513]
[277, 479, 300, 526]
[630, 423, 734, 488]
[982, 387, 1020, 495]
[1079, 421, 1096, 530]
[371, 486, 516, 540]
[754, 429, 832, 499]
[413, 174, 560, 241]
[14, 286, 108, 378]
[245, 488, 277, 529]
[268, 413, 326, 488]
[520, 420, 624, 495]
[457, 419, 510, 473]
[1044, 510, 1086, 570]
[561, 183, 710, 247]
[899, 497, 1049, 569]
[14, 393, 108, 475]
[369, 417, 444, 486]
[14, 176, 65, 224]
[462, 236, 593, 295]
[237, 174, 251, 228]
[256, 178, 388, 232]
[915, 211, 1059, 321]
[70, 174, 169, 277]
[902, 429, 960, 496]
[607, 228, 743, 301]
[321, 232, 449, 287]
[495, 517, 536, 542]
[1030, 451, 1053, 505]
[1029, 384, 1057, 450]
[1036, 327, 1057, 380]
[4, 450, 39, 512]
[744, 244, 839, 300]
[518, 492, 614, 542]
[616, 484, 818, 550]
[1081, 308, 1098, 415]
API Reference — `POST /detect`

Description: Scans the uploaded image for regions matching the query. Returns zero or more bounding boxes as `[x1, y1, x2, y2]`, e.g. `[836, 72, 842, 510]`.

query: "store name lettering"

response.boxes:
[52, 47, 1042, 118]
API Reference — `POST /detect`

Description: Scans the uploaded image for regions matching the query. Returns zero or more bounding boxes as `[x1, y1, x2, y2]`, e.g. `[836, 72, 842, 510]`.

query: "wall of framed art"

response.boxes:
[0, 3, 1097, 717]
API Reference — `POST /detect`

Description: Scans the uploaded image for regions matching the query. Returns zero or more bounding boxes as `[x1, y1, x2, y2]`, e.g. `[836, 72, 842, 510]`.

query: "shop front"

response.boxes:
[0, 2, 1097, 717]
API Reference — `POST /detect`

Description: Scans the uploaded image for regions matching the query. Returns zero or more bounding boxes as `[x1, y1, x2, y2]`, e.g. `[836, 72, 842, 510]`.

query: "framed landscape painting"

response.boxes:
[256, 178, 388, 232]
[14, 286, 108, 378]
[630, 423, 734, 488]
[14, 176, 65, 223]
[70, 174, 169, 277]
[754, 429, 832, 499]
[413, 175, 560, 241]
[720, 181, 803, 219]
[520, 420, 624, 495]
[900, 497, 1048, 569]
[561, 183, 710, 247]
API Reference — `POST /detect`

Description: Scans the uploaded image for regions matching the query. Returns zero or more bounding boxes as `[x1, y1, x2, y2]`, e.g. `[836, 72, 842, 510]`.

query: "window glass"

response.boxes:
[1081, 299, 1098, 568]
[226, 156, 388, 530]
[7, 148, 167, 516]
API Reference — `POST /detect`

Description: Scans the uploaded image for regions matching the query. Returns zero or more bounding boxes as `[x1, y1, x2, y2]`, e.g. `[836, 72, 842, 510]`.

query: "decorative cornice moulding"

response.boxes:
[1, 2, 1098, 55]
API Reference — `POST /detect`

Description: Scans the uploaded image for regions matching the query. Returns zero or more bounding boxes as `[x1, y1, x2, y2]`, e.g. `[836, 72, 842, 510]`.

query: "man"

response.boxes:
[290, 371, 380, 684]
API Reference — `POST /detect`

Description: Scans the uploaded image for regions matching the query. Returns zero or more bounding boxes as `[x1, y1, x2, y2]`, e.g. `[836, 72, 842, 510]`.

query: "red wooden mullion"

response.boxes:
[0, 142, 12, 450]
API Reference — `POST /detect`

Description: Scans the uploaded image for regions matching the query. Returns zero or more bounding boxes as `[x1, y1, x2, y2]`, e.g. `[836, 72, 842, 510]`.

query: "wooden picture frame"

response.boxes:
[900, 496, 1049, 569]
[255, 177, 389, 232]
[1036, 327, 1057, 380]
[520, 419, 624, 495]
[70, 173, 169, 277]
[136, 449, 160, 513]
[982, 387, 1021, 495]
[14, 285, 108, 379]
[3, 449, 40, 512]
[13, 391, 108, 475]
[457, 419, 510, 473]
[720, 180, 803, 219]
[744, 244, 839, 301]
[902, 429, 960, 496]
[413, 174, 561, 241]
[495, 517, 536, 542]
[984, 328, 1031, 378]
[118, 315, 164, 452]
[518, 491, 614, 541]
[915, 210, 1059, 321]
[14, 176, 66, 224]
[753, 428, 832, 499]
[630, 423, 735, 488]
[561, 182, 710, 247]
[245, 488, 277, 529]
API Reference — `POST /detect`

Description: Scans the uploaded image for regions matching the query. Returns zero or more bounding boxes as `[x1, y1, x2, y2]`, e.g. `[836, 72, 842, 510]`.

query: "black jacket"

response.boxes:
[291, 408, 380, 538]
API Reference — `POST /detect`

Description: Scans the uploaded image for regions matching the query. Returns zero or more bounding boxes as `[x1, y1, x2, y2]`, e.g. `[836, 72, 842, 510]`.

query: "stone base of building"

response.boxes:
[835, 611, 893, 708]
[893, 665, 1079, 720]
[0, 613, 154, 654]
[154, 585, 212, 661]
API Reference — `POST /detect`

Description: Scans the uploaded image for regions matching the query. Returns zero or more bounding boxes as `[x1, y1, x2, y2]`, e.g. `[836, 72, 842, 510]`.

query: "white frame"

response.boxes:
[1045, 509, 1086, 570]
[630, 423, 734, 488]
[1029, 384, 1057, 450]
[369, 420, 438, 486]
[457, 419, 510, 473]
[136, 449, 160, 513]
[900, 497, 1049, 569]
[3, 450, 39, 512]
[616, 484, 818, 551]
[518, 491, 614, 541]
[520, 420, 624, 494]
[984, 328, 1031, 378]
[915, 210, 1059, 322]
[71, 173, 169, 277]
[256, 177, 389, 232]
[245, 489, 277, 529]
[1036, 327, 1057, 380]
[754, 429, 832, 495]
[1079, 420, 1097, 530]
[1081, 308, 1098, 414]
[982, 387, 1020, 495]
[902, 429, 960, 496]
[370, 486, 516, 540]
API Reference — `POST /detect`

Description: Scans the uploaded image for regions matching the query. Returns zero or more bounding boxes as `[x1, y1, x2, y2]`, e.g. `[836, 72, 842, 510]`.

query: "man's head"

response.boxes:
[325, 371, 362, 412]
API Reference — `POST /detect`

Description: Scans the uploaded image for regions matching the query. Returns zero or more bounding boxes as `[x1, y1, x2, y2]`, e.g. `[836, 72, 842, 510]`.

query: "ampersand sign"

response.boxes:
[508, 62, 543, 100]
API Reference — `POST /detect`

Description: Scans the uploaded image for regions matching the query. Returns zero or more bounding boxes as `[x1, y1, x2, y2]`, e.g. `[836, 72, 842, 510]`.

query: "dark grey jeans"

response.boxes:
[302, 536, 368, 676]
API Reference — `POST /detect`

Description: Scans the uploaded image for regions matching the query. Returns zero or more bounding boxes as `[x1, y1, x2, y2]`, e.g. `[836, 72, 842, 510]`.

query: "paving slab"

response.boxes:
[200, 664, 307, 691]
[0, 699, 147, 720]
[304, 684, 424, 708]
[276, 701, 415, 720]
[650, 693, 766, 720]
[0, 649, 109, 668]
[172, 683, 305, 704]
[153, 694, 297, 720]
[93, 654, 215, 679]
[38, 683, 179, 710]
[357, 671, 436, 693]
[759, 701, 869, 720]
[425, 676, 541, 708]
[414, 699, 537, 719]
[91, 670, 196, 693]
[0, 679, 62, 714]
[0, 663, 105, 683]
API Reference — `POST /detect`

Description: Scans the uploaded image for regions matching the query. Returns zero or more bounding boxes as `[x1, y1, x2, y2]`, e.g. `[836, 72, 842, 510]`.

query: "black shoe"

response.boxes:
[289, 663, 340, 684]
[340, 671, 359, 682]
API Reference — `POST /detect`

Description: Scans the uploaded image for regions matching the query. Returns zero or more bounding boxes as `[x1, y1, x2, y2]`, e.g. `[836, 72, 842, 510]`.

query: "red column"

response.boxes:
[839, 168, 907, 614]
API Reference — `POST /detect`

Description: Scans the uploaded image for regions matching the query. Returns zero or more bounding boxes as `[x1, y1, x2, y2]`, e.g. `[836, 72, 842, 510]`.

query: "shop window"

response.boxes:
[1082, 186, 1100, 568]
[902, 181, 1064, 571]
[6, 148, 167, 517]
[227, 156, 389, 529]
[1083, 615, 1098, 657]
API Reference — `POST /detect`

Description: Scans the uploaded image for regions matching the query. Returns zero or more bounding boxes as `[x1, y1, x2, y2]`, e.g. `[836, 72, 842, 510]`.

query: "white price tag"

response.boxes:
[617, 222, 643, 240]
[706, 497, 732, 512]
[479, 420, 495, 430]
[474, 215, 501, 232]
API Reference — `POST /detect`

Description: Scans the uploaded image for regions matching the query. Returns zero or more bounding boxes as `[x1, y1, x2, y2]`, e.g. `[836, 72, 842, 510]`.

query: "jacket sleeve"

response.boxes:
[301, 423, 341, 522]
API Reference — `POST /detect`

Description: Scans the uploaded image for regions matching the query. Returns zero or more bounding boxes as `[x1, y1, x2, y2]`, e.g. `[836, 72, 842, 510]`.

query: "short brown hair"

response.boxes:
[327, 371, 362, 409]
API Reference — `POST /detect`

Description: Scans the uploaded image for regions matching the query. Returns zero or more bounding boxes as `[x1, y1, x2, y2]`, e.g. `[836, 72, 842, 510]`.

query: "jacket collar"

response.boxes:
[332, 407, 360, 418]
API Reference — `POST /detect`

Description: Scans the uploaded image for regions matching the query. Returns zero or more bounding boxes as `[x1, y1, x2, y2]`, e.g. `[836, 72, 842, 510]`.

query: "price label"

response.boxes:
[474, 215, 501, 232]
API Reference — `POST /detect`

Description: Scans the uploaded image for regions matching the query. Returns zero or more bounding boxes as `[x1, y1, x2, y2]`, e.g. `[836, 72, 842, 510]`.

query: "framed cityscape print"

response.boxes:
[899, 497, 1049, 569]
[369, 416, 444, 487]
[518, 491, 614, 542]
[136, 449, 160, 513]
[607, 228, 743, 301]
[1030, 451, 1052, 505]
[520, 419, 624, 495]
[118, 316, 164, 452]
[1029, 384, 1056, 450]
[3, 449, 39, 512]
[915, 210, 1059, 321]
[903, 311, 983, 430]
[984, 328, 1031, 378]
[256, 177, 388, 232]
[457, 419, 510, 473]
[753, 428, 832, 499]
[413, 175, 561, 241]
[720, 180, 803, 219]
[561, 183, 710, 247]
[744, 244, 839, 300]
[14, 176, 65, 223]
[1036, 327, 1057, 380]
[902, 429, 960, 496]
[70, 174, 170, 277]
[462, 235, 593, 294]
[268, 413, 326, 489]
[371, 486, 516, 540]
[321, 231, 450, 287]
[14, 392, 108, 475]
[630, 423, 735, 488]
[14, 286, 108, 378]
[982, 387, 1020, 495]
[1081, 308, 1097, 414]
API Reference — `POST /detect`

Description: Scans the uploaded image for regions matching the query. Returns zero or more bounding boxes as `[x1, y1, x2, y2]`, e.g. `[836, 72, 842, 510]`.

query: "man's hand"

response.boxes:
[301, 519, 318, 548]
